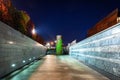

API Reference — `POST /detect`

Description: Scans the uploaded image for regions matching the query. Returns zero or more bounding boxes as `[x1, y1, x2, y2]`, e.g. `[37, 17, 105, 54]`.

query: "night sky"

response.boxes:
[11, 0, 120, 45]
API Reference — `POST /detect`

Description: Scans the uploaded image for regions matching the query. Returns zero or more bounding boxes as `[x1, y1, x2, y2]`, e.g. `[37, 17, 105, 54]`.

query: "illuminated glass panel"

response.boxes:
[69, 23, 120, 77]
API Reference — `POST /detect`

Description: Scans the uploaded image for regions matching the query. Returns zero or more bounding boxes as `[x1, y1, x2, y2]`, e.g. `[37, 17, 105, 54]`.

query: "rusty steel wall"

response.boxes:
[87, 9, 118, 37]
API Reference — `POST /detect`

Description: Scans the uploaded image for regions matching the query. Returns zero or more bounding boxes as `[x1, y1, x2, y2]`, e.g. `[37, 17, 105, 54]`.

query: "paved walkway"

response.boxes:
[30, 55, 109, 80]
[3, 55, 110, 80]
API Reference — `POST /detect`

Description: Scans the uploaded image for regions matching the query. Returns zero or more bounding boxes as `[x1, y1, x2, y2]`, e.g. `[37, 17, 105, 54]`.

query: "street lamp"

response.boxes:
[50, 41, 54, 46]
[32, 28, 36, 35]
[54, 40, 57, 43]
[45, 42, 50, 49]
[31, 28, 36, 39]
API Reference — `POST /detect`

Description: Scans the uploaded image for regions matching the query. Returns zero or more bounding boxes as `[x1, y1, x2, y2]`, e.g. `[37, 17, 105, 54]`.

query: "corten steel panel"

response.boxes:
[87, 9, 118, 37]
[0, 21, 46, 78]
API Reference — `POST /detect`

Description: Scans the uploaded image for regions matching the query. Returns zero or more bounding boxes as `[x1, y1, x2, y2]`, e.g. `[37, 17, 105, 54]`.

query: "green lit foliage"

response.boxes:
[56, 38, 63, 55]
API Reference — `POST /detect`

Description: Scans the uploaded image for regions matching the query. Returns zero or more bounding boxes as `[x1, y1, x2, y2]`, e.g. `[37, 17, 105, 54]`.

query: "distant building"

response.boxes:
[66, 40, 77, 53]
[87, 8, 120, 37]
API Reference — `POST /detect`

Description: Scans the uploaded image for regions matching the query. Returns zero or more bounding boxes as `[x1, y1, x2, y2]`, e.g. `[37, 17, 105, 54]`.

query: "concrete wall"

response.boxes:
[0, 21, 46, 78]
[70, 23, 120, 79]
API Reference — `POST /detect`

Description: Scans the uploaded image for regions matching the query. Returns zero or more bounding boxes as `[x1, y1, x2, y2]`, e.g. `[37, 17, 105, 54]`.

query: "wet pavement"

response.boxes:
[3, 55, 110, 80]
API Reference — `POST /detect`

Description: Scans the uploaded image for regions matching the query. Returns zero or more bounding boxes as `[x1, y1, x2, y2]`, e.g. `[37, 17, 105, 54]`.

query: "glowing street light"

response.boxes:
[32, 28, 36, 35]
[50, 41, 54, 46]
[31, 28, 36, 39]
[45, 42, 50, 49]
[46, 42, 50, 46]
[54, 40, 57, 43]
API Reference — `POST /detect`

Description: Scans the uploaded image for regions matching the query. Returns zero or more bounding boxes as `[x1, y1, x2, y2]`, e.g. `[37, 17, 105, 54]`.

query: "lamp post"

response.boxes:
[45, 42, 50, 49]
[32, 28, 36, 35]
[31, 28, 36, 39]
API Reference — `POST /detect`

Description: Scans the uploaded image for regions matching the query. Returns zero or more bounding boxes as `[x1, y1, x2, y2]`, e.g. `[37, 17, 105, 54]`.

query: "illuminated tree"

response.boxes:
[0, 0, 9, 22]
[0, 0, 45, 43]
[56, 36, 63, 55]
[20, 11, 30, 32]
[36, 34, 45, 45]
[26, 20, 35, 37]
